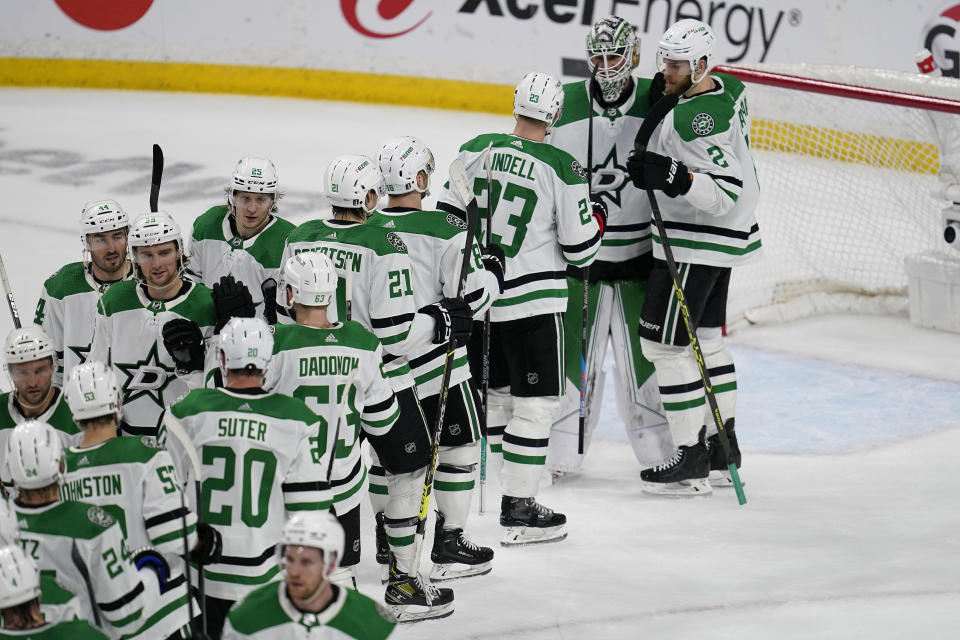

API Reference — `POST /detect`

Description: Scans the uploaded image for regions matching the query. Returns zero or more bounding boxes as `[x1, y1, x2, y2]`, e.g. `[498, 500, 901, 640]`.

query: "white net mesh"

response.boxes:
[721, 63, 960, 324]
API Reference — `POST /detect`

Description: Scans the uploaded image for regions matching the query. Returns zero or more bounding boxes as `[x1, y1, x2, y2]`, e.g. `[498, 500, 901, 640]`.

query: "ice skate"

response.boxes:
[429, 512, 493, 581]
[708, 419, 743, 489]
[641, 426, 711, 496]
[499, 496, 567, 546]
[384, 560, 455, 623]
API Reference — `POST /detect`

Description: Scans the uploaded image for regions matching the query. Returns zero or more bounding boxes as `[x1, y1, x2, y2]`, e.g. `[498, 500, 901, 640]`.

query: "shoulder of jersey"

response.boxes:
[98, 279, 141, 314]
[177, 282, 216, 325]
[459, 132, 513, 154]
[512, 139, 587, 186]
[225, 582, 287, 634]
[331, 588, 398, 634]
[554, 80, 589, 127]
[42, 262, 92, 299]
[273, 321, 380, 353]
[329, 222, 410, 256]
[191, 205, 229, 239]
[0, 393, 15, 430]
[371, 209, 464, 240]
[672, 74, 742, 142]
[286, 219, 332, 243]
[66, 435, 163, 467]
[23, 501, 116, 538]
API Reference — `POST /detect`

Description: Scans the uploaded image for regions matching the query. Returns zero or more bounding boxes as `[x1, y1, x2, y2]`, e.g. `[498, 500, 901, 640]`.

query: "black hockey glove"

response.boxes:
[590, 197, 608, 236]
[627, 150, 693, 198]
[161, 318, 205, 374]
[260, 278, 278, 325]
[190, 521, 223, 566]
[649, 72, 666, 109]
[480, 243, 506, 293]
[212, 274, 255, 334]
[133, 547, 170, 593]
[421, 298, 473, 347]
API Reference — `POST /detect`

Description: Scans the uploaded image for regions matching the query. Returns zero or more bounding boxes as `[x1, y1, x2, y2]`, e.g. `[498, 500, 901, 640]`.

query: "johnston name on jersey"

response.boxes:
[438, 132, 601, 322]
[90, 280, 216, 435]
[649, 72, 761, 267]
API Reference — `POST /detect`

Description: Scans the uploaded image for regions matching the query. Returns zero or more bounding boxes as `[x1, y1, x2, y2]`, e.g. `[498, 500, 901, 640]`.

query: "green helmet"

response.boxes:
[586, 16, 640, 102]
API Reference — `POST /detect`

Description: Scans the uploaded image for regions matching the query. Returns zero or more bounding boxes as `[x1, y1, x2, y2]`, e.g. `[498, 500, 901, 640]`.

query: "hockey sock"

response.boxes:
[500, 396, 560, 498]
[486, 388, 512, 456]
[384, 467, 426, 575]
[366, 447, 390, 515]
[640, 337, 704, 448]
[698, 327, 737, 435]
[434, 444, 479, 530]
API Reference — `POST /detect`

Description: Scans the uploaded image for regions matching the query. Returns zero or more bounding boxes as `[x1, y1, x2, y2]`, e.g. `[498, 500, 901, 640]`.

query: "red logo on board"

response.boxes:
[341, 0, 432, 39]
[54, 0, 154, 31]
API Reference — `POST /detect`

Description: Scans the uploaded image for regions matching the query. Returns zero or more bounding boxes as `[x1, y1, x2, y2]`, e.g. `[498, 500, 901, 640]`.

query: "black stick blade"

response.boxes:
[150, 144, 164, 212]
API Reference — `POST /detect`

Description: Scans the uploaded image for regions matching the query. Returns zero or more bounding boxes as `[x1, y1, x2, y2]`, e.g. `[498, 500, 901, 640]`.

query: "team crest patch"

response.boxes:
[446, 213, 467, 230]
[691, 112, 715, 136]
[140, 436, 162, 450]
[87, 506, 114, 528]
[386, 232, 408, 253]
[571, 160, 587, 182]
[404, 442, 417, 454]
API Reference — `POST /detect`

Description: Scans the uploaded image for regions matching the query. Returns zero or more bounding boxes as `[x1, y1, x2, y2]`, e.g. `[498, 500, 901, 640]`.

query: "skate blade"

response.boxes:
[500, 525, 567, 547]
[429, 561, 492, 582]
[708, 470, 744, 488]
[642, 478, 712, 497]
[390, 602, 455, 623]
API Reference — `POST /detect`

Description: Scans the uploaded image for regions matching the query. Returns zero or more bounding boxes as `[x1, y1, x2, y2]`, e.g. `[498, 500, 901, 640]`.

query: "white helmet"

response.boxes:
[324, 155, 386, 214]
[227, 157, 280, 213]
[657, 19, 716, 85]
[64, 361, 122, 422]
[281, 511, 344, 568]
[127, 212, 185, 281]
[80, 199, 129, 250]
[513, 72, 564, 127]
[3, 326, 55, 369]
[218, 317, 273, 372]
[377, 136, 436, 196]
[6, 421, 64, 490]
[278, 252, 338, 310]
[0, 499, 20, 546]
[0, 545, 41, 609]
[586, 16, 640, 102]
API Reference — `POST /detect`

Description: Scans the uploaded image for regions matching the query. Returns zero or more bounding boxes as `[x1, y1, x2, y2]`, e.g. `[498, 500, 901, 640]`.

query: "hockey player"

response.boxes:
[6, 420, 164, 639]
[626, 19, 757, 494]
[34, 199, 133, 386]
[373, 136, 501, 580]
[0, 545, 108, 639]
[90, 212, 216, 436]
[188, 157, 294, 325]
[437, 72, 604, 545]
[266, 252, 402, 588]
[221, 511, 396, 639]
[160, 316, 334, 639]
[281, 156, 464, 621]
[62, 361, 220, 639]
[545, 15, 673, 479]
[0, 327, 80, 484]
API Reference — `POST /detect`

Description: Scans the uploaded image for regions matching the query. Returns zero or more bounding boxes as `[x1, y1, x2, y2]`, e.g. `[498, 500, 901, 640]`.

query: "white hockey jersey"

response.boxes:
[34, 261, 133, 386]
[62, 436, 197, 640]
[367, 207, 500, 398]
[649, 72, 762, 267]
[160, 387, 333, 602]
[547, 78, 656, 262]
[90, 280, 216, 435]
[0, 390, 80, 489]
[437, 133, 601, 322]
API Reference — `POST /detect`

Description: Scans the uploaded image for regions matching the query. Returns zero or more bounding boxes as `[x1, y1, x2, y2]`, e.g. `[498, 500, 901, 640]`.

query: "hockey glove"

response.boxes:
[649, 72, 666, 109]
[133, 547, 170, 593]
[480, 243, 506, 293]
[260, 278, 278, 325]
[638, 150, 693, 198]
[421, 298, 473, 347]
[212, 274, 255, 334]
[161, 318, 205, 374]
[590, 197, 608, 236]
[190, 521, 223, 566]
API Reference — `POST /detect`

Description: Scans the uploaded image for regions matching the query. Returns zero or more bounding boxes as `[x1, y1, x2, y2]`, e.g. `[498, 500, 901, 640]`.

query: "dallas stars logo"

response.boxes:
[591, 146, 631, 209]
[68, 343, 91, 367]
[115, 342, 175, 409]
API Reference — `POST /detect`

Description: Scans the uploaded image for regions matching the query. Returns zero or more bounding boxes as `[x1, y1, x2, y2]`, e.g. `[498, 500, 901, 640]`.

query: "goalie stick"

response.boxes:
[150, 144, 164, 213]
[479, 140, 493, 515]
[579, 63, 599, 455]
[634, 93, 746, 506]
[0, 253, 22, 329]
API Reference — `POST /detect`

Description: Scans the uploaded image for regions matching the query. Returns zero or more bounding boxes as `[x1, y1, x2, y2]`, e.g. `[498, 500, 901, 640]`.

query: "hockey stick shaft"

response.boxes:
[0, 253, 21, 329]
[411, 156, 482, 573]
[150, 144, 163, 213]
[635, 94, 746, 505]
[479, 141, 494, 515]
[579, 64, 599, 455]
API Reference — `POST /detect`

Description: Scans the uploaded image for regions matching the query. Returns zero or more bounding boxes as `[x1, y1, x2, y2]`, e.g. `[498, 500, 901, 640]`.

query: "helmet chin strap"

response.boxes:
[16, 385, 54, 412]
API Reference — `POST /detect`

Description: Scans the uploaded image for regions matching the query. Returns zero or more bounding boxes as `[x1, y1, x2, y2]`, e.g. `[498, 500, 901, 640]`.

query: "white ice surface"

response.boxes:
[1, 88, 958, 639]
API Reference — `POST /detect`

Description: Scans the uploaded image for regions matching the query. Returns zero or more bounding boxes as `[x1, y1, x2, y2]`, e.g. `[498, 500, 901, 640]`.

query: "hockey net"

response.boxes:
[714, 63, 960, 326]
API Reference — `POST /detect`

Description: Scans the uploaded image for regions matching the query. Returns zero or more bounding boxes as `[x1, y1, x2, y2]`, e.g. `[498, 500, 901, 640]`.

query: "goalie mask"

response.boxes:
[323, 155, 386, 215]
[64, 361, 122, 423]
[586, 16, 640, 103]
[657, 19, 716, 86]
[0, 545, 41, 610]
[278, 252, 338, 310]
[226, 157, 281, 214]
[513, 72, 564, 128]
[6, 421, 64, 490]
[378, 136, 436, 197]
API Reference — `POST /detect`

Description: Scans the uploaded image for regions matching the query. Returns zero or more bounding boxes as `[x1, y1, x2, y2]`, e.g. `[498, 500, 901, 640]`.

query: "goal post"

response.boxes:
[710, 63, 960, 326]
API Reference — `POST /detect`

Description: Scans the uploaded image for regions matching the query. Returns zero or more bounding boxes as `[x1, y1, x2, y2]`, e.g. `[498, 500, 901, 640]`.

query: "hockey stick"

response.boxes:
[0, 253, 22, 329]
[161, 414, 210, 633]
[410, 156, 482, 573]
[150, 144, 164, 213]
[634, 94, 747, 506]
[176, 480, 198, 633]
[579, 64, 599, 455]
[479, 141, 494, 515]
